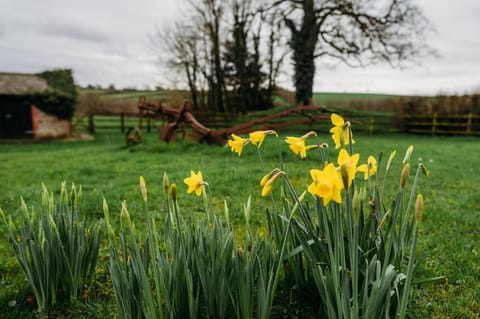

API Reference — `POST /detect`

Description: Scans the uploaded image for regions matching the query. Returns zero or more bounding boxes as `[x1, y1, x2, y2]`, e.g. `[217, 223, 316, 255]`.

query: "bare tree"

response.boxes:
[156, 0, 287, 112]
[264, 7, 288, 97]
[158, 23, 204, 110]
[188, 0, 227, 112]
[273, 0, 434, 105]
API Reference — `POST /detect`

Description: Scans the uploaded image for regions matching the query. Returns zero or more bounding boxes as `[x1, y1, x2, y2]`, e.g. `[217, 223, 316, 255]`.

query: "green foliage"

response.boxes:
[275, 159, 423, 318]
[0, 130, 479, 318]
[38, 69, 77, 102]
[106, 180, 286, 319]
[26, 69, 78, 119]
[0, 183, 102, 315]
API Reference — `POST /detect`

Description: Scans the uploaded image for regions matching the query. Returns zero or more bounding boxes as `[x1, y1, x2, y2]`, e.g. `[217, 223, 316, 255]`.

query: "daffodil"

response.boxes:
[285, 131, 317, 159]
[285, 136, 307, 158]
[307, 163, 344, 205]
[249, 130, 277, 148]
[228, 133, 249, 156]
[358, 155, 377, 180]
[184, 170, 205, 196]
[329, 113, 354, 149]
[260, 169, 284, 197]
[337, 149, 360, 189]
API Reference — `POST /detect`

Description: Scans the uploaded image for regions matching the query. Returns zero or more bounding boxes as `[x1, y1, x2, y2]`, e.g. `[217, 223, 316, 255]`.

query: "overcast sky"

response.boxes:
[1, 0, 479, 96]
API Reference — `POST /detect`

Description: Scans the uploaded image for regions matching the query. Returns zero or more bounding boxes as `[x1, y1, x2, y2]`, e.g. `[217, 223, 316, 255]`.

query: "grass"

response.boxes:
[1, 128, 479, 318]
[313, 92, 399, 105]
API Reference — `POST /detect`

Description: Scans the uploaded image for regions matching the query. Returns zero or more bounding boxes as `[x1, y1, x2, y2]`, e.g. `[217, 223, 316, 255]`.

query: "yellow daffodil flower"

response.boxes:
[184, 170, 205, 196]
[285, 131, 317, 159]
[249, 130, 277, 148]
[358, 155, 377, 180]
[329, 113, 355, 149]
[285, 136, 307, 158]
[337, 149, 360, 189]
[228, 134, 249, 156]
[307, 163, 344, 205]
[249, 131, 266, 147]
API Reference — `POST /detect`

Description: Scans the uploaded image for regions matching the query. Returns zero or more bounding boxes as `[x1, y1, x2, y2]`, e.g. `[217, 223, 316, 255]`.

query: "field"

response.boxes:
[1, 125, 480, 317]
[313, 92, 399, 105]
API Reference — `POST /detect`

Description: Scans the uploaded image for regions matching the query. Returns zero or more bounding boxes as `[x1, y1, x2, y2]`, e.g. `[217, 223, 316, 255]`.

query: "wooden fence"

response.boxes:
[401, 112, 480, 135]
[73, 111, 480, 136]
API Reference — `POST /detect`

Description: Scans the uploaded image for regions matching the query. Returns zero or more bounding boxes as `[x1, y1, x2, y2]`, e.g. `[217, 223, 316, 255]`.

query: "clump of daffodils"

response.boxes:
[220, 112, 429, 319]
[122, 112, 430, 319]
[224, 114, 383, 206]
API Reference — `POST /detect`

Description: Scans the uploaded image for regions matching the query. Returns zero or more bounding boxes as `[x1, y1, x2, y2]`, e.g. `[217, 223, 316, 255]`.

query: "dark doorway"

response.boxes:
[0, 95, 33, 138]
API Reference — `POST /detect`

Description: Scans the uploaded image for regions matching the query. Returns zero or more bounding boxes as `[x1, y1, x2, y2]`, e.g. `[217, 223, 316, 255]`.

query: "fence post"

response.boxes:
[466, 112, 473, 135]
[432, 112, 437, 135]
[120, 113, 125, 133]
[88, 114, 95, 134]
[368, 116, 375, 135]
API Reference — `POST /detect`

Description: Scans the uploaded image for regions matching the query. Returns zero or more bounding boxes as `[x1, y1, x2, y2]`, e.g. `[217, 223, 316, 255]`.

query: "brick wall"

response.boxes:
[32, 105, 71, 139]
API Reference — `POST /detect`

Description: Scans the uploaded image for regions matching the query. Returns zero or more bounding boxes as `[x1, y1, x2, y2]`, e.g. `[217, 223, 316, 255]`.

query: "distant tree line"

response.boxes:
[155, 0, 433, 112]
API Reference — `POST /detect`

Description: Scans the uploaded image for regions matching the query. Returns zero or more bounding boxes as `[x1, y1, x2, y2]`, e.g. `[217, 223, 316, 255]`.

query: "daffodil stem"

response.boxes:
[205, 184, 215, 225]
[276, 137, 284, 171]
[345, 191, 359, 318]
[313, 135, 327, 166]
[405, 164, 422, 220]
[348, 124, 354, 155]
[398, 164, 422, 257]
[398, 225, 419, 319]
[256, 147, 266, 173]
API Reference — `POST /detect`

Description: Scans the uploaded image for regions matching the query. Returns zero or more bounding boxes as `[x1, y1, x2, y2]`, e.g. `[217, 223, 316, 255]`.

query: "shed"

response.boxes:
[0, 72, 72, 139]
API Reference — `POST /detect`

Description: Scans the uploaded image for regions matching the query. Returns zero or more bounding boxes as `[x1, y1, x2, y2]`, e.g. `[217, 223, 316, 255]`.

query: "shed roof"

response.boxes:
[0, 72, 50, 95]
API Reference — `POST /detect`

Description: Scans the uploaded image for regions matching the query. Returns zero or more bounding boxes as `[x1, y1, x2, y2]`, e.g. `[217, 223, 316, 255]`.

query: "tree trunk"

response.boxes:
[286, 0, 318, 105]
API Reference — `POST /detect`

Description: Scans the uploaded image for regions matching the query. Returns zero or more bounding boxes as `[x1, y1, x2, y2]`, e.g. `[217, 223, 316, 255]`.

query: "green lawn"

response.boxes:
[1, 129, 479, 318]
[313, 92, 399, 105]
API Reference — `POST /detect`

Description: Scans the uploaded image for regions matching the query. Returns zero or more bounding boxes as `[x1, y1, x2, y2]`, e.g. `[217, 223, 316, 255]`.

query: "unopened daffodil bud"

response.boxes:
[386, 150, 397, 171]
[400, 163, 410, 189]
[420, 163, 430, 177]
[120, 202, 131, 228]
[261, 171, 284, 197]
[403, 145, 414, 164]
[163, 172, 170, 195]
[415, 194, 424, 224]
[139, 176, 147, 202]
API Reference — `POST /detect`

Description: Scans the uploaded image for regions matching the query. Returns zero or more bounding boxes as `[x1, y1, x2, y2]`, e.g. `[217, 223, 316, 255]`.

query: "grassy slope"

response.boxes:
[313, 92, 399, 105]
[80, 88, 400, 107]
[1, 128, 479, 317]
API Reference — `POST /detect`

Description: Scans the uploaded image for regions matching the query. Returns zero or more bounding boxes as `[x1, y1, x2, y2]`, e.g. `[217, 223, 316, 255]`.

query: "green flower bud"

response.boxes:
[400, 163, 410, 189]
[415, 194, 424, 224]
[163, 172, 170, 195]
